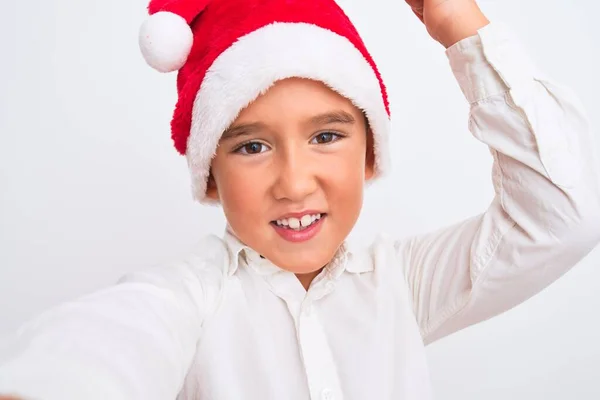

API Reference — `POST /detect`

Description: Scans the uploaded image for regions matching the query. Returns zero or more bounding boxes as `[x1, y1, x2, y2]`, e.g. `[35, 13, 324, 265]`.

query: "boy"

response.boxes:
[1, 0, 599, 399]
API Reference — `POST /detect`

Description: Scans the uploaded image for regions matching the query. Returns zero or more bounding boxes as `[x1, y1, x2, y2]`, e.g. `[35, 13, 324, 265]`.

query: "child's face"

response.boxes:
[207, 78, 374, 274]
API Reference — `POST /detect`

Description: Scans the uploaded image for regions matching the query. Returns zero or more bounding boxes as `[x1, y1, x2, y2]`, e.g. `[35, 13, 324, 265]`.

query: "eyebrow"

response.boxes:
[220, 122, 266, 141]
[308, 110, 356, 127]
[220, 110, 356, 141]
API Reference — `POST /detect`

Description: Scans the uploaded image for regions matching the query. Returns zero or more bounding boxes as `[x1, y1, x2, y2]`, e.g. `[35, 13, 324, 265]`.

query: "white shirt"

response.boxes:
[1, 22, 600, 400]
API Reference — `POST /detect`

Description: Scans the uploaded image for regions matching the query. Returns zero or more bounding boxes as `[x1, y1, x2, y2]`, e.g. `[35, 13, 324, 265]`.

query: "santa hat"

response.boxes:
[139, 0, 391, 203]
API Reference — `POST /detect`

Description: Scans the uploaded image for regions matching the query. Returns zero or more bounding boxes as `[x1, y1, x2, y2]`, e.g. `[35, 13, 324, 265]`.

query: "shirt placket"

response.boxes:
[265, 269, 344, 400]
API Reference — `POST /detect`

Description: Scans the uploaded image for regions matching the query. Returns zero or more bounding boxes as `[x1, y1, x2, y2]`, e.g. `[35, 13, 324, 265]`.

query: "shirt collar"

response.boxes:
[223, 226, 250, 276]
[222, 226, 371, 276]
[343, 244, 374, 274]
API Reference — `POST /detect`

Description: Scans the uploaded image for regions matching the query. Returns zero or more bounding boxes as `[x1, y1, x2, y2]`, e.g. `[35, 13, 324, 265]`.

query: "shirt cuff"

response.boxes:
[446, 22, 537, 104]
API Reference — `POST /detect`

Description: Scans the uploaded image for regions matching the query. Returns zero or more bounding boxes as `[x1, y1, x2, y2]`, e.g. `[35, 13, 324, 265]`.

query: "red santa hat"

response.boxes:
[139, 0, 391, 203]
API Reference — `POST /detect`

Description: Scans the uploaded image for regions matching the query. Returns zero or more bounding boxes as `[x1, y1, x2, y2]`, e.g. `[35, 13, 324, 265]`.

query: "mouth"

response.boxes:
[271, 212, 325, 231]
[270, 212, 327, 242]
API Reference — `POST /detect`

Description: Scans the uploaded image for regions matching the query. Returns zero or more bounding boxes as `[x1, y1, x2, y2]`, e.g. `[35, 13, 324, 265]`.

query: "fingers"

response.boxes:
[405, 0, 424, 18]
[412, 8, 424, 22]
[405, 0, 424, 11]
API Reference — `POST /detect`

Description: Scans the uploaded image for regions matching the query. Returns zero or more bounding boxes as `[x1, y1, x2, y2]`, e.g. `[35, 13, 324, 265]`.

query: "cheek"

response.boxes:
[215, 163, 268, 222]
[325, 144, 366, 211]
[337, 138, 368, 183]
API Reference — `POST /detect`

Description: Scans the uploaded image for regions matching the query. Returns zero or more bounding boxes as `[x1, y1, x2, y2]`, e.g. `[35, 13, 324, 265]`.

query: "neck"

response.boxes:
[295, 269, 323, 291]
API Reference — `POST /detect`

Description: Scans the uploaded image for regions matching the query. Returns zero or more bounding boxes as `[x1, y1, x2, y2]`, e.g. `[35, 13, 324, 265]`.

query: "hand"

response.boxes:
[406, 0, 490, 48]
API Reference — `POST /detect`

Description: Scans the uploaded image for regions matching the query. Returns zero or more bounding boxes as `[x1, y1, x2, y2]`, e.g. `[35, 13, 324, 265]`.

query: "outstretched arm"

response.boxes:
[0, 253, 222, 399]
[397, 1, 600, 344]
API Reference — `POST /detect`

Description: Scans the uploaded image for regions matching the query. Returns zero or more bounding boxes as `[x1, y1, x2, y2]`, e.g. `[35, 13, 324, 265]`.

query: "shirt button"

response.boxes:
[321, 388, 334, 400]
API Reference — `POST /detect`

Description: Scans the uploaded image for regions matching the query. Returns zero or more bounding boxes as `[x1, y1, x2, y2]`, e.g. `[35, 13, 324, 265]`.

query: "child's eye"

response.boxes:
[311, 132, 343, 144]
[235, 142, 270, 155]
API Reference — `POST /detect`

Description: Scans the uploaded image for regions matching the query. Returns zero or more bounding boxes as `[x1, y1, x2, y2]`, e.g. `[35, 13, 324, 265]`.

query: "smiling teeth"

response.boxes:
[276, 214, 322, 230]
[289, 218, 301, 229]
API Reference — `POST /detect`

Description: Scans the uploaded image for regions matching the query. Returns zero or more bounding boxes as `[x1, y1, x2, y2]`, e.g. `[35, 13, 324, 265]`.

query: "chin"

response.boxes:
[269, 247, 337, 274]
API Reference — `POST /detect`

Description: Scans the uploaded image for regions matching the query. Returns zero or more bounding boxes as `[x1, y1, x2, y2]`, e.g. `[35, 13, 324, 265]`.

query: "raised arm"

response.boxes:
[396, 2, 600, 344]
[0, 239, 226, 399]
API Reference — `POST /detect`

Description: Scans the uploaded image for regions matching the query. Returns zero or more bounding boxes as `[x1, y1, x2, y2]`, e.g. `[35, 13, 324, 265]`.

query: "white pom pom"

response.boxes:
[139, 11, 193, 73]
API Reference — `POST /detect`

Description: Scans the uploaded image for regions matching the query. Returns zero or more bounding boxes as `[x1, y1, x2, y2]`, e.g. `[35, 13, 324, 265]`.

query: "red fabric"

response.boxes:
[146, 0, 390, 155]
[148, 0, 211, 25]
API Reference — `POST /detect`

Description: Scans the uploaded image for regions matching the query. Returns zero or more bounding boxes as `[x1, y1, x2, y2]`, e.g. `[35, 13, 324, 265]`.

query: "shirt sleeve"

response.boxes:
[0, 243, 225, 400]
[394, 22, 600, 345]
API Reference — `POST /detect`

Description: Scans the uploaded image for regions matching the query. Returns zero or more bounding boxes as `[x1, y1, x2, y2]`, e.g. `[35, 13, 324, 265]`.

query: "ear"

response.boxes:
[364, 126, 375, 181]
[205, 170, 220, 201]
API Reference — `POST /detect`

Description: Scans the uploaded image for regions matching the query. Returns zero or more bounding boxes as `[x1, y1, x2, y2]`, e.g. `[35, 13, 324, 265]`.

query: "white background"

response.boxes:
[1, 0, 599, 398]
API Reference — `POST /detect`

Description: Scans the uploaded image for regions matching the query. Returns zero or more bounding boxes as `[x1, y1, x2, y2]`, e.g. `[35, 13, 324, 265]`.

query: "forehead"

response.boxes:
[233, 77, 363, 125]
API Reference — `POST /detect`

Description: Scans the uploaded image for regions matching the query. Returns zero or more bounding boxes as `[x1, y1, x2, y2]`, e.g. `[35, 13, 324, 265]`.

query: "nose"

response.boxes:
[271, 146, 318, 202]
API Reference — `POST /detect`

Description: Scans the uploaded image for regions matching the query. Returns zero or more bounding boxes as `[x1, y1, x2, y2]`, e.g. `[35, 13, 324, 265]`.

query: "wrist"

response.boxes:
[429, 3, 490, 48]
